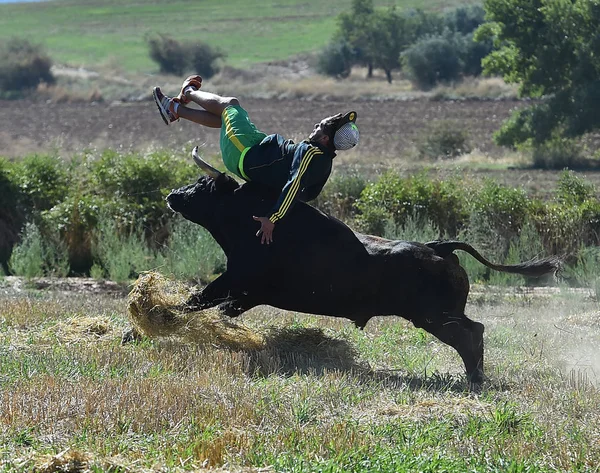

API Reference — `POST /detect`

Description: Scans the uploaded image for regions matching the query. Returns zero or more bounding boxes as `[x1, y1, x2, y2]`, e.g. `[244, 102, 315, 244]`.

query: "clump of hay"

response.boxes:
[128, 272, 265, 350]
[55, 316, 113, 343]
[22, 448, 90, 473]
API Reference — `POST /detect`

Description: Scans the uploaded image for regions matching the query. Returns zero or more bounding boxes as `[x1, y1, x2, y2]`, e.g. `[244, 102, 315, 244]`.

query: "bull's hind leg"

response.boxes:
[415, 314, 484, 384]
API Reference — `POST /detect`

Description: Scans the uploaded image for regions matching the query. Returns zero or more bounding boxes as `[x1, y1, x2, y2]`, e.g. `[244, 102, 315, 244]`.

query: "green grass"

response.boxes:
[1, 284, 599, 472]
[0, 0, 481, 72]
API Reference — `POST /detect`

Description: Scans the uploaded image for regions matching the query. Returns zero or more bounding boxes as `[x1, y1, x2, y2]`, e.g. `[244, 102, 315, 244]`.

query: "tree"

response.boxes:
[367, 7, 408, 83]
[316, 39, 354, 78]
[403, 34, 462, 90]
[475, 0, 600, 147]
[336, 0, 376, 77]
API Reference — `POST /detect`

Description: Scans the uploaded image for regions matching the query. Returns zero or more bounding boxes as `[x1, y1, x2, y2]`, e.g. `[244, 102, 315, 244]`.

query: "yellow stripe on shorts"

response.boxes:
[223, 109, 245, 152]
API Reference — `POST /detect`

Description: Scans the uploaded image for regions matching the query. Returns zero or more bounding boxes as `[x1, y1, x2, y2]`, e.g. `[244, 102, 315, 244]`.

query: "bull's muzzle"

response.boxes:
[165, 191, 181, 212]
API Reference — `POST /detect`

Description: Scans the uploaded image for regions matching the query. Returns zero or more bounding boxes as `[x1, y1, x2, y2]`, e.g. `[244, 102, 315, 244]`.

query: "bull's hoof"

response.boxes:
[121, 327, 142, 344]
[467, 368, 485, 390]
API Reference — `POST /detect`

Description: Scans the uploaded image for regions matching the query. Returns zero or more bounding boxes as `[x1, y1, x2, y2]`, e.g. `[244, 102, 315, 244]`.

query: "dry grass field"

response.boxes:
[3, 64, 600, 472]
[1, 277, 599, 472]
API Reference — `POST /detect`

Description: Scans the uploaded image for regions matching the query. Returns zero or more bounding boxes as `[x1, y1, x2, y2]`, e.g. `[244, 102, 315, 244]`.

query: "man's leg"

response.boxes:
[177, 91, 240, 128]
[154, 83, 241, 128]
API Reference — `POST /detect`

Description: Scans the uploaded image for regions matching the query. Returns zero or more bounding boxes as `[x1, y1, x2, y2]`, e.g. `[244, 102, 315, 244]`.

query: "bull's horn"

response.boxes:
[192, 146, 222, 179]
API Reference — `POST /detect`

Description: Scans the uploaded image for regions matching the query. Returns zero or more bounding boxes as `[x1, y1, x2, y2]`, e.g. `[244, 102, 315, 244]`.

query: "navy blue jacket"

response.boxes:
[240, 134, 335, 223]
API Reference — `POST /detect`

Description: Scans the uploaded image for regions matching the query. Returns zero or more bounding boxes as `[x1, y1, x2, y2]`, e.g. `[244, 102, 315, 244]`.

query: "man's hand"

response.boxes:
[253, 216, 275, 244]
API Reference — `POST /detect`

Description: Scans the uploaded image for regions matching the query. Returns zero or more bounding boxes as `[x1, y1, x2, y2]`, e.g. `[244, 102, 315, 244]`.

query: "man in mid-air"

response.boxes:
[152, 75, 359, 244]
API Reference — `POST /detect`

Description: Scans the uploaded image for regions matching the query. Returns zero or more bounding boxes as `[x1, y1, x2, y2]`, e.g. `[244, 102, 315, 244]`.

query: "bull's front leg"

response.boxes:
[122, 272, 240, 345]
[182, 272, 236, 312]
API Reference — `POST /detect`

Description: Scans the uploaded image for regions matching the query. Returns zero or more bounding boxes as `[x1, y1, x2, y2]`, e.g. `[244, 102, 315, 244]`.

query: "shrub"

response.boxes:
[91, 149, 196, 243]
[355, 171, 468, 237]
[531, 137, 585, 169]
[163, 218, 225, 283]
[0, 158, 25, 272]
[458, 32, 493, 77]
[8, 222, 44, 278]
[313, 172, 367, 222]
[417, 120, 471, 159]
[41, 194, 104, 274]
[147, 34, 187, 75]
[9, 222, 69, 278]
[382, 212, 441, 241]
[316, 40, 354, 78]
[189, 41, 226, 79]
[0, 38, 54, 95]
[444, 5, 485, 35]
[532, 198, 600, 256]
[91, 214, 161, 283]
[555, 170, 595, 206]
[467, 180, 531, 256]
[566, 246, 600, 298]
[147, 34, 226, 79]
[403, 35, 462, 90]
[488, 222, 546, 286]
[12, 154, 69, 214]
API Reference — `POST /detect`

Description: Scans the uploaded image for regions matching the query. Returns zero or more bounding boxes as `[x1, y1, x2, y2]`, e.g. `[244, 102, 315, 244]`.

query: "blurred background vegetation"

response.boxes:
[1, 0, 600, 292]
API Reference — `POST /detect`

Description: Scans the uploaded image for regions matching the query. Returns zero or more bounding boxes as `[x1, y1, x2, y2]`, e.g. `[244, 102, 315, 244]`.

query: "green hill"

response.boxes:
[0, 0, 480, 72]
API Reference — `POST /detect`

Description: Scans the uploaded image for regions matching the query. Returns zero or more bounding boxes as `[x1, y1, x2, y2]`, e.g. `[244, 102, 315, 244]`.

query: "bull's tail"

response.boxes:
[425, 240, 560, 278]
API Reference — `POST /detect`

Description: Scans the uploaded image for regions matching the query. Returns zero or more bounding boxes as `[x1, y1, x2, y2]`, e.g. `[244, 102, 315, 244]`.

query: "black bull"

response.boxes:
[164, 151, 559, 384]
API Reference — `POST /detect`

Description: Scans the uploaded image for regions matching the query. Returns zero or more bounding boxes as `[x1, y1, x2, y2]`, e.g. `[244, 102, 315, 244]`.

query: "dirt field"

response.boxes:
[2, 97, 518, 157]
[4, 97, 600, 196]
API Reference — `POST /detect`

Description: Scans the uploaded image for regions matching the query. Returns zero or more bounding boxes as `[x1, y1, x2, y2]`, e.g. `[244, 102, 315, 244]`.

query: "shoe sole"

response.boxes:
[152, 87, 170, 126]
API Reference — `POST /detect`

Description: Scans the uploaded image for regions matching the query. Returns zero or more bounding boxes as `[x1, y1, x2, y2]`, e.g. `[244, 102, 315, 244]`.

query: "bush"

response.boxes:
[316, 40, 354, 78]
[313, 172, 367, 222]
[0, 158, 25, 273]
[9, 223, 44, 278]
[147, 34, 187, 75]
[0, 38, 54, 95]
[189, 42, 226, 79]
[382, 212, 441, 241]
[355, 171, 468, 237]
[532, 197, 600, 256]
[9, 222, 69, 278]
[403, 35, 462, 90]
[12, 154, 69, 214]
[147, 34, 226, 78]
[91, 150, 197, 242]
[91, 214, 161, 283]
[555, 170, 595, 206]
[467, 180, 531, 255]
[41, 194, 103, 274]
[531, 137, 585, 170]
[458, 32, 493, 77]
[566, 246, 600, 298]
[417, 120, 471, 159]
[163, 218, 225, 283]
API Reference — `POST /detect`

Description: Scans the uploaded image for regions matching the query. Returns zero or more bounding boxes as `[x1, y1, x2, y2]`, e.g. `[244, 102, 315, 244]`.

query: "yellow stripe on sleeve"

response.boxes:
[270, 147, 322, 222]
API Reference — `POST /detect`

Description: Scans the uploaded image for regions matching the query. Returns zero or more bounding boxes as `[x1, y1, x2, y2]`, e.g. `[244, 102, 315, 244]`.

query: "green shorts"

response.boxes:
[220, 105, 267, 180]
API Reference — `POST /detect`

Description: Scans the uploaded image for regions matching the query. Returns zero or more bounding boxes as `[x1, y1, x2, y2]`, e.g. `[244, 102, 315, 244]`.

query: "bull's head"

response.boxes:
[166, 147, 239, 226]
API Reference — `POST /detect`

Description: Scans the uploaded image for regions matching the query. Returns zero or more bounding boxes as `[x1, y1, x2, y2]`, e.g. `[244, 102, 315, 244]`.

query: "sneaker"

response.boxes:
[177, 74, 203, 104]
[152, 86, 179, 125]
